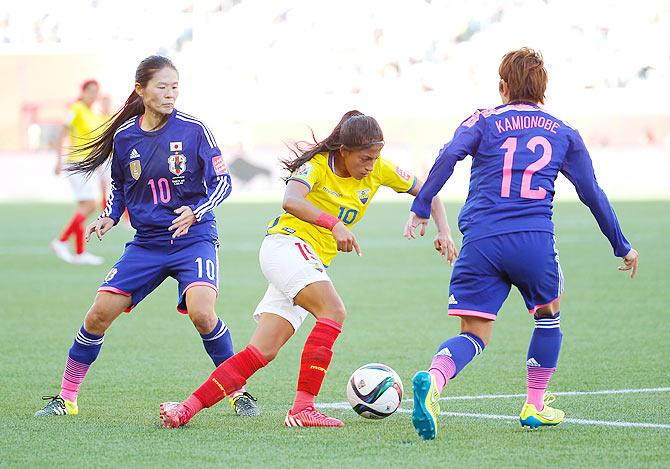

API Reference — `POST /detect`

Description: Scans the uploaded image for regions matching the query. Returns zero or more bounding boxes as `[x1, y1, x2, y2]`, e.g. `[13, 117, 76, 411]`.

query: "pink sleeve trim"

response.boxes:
[448, 308, 497, 321]
[527, 296, 561, 314]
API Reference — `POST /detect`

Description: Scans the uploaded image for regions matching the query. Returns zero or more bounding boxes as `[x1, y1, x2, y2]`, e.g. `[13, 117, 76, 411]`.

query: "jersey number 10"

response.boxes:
[148, 178, 171, 204]
[500, 136, 552, 200]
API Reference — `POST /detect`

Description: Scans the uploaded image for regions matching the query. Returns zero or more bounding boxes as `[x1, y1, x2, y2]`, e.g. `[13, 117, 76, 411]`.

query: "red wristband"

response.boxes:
[314, 212, 340, 231]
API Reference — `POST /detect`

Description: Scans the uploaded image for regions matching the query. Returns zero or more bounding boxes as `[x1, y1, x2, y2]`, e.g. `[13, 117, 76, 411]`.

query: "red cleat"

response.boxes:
[284, 407, 344, 427]
[160, 402, 194, 429]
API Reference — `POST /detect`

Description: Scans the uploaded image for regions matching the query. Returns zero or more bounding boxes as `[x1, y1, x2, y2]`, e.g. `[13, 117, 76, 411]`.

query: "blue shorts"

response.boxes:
[448, 231, 563, 320]
[98, 237, 219, 314]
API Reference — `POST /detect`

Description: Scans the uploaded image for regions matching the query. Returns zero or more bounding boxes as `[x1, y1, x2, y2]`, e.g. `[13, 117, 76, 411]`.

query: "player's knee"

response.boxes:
[323, 304, 346, 324]
[258, 344, 280, 362]
[79, 200, 96, 216]
[84, 306, 114, 335]
[190, 308, 217, 335]
[534, 300, 560, 318]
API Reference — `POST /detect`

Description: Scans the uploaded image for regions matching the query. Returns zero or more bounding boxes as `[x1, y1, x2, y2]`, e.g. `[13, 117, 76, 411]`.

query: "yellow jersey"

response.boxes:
[66, 101, 103, 162]
[266, 152, 417, 266]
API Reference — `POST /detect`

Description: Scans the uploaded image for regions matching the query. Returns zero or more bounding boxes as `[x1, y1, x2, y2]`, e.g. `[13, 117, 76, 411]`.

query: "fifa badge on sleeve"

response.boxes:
[212, 156, 228, 175]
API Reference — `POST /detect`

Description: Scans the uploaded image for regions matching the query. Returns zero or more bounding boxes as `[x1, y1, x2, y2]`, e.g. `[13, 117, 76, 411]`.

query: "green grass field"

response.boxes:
[1, 201, 668, 468]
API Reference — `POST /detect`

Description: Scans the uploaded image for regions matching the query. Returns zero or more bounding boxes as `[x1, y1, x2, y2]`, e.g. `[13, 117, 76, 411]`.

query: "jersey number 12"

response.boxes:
[500, 136, 552, 200]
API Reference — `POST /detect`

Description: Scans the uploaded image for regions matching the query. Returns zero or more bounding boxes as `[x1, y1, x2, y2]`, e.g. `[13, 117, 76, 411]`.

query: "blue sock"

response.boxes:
[69, 325, 104, 365]
[201, 318, 235, 367]
[527, 312, 563, 368]
[434, 332, 485, 378]
[60, 326, 104, 401]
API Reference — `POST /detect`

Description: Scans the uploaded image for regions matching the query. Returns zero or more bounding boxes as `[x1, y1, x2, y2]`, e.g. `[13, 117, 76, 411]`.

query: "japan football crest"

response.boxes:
[168, 142, 187, 176]
[168, 154, 187, 176]
[129, 160, 141, 180]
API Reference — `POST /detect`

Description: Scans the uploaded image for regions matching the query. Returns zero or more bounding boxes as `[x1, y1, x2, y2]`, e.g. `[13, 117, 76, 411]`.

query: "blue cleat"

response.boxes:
[412, 371, 441, 440]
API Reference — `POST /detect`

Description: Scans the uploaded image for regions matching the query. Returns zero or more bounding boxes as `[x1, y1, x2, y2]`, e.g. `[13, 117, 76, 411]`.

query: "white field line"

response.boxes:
[434, 386, 670, 401]
[318, 387, 670, 430]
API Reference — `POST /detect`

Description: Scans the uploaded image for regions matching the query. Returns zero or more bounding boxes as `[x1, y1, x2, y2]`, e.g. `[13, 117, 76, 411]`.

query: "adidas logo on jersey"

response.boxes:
[130, 148, 140, 159]
[526, 358, 541, 367]
[448, 294, 458, 305]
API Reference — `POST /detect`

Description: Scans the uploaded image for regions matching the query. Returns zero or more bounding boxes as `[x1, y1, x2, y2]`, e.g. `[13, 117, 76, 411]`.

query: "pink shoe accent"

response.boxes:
[60, 358, 90, 402]
[428, 354, 457, 394]
[527, 366, 556, 410]
[284, 407, 344, 427]
[291, 390, 315, 414]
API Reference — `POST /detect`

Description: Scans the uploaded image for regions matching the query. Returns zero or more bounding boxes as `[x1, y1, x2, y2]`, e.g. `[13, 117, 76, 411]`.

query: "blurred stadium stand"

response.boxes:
[1, 0, 668, 200]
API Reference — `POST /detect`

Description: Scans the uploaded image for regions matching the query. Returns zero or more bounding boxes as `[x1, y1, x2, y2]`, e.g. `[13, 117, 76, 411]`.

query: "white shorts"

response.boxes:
[252, 234, 331, 331]
[67, 171, 98, 201]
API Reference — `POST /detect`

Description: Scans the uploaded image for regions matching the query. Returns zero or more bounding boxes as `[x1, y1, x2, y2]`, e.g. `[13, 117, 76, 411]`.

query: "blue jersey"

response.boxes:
[101, 109, 232, 242]
[411, 102, 631, 257]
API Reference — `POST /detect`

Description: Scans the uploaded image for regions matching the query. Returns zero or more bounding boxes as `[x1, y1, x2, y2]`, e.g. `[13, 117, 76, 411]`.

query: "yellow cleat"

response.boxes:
[35, 396, 78, 416]
[519, 393, 564, 429]
[412, 371, 441, 440]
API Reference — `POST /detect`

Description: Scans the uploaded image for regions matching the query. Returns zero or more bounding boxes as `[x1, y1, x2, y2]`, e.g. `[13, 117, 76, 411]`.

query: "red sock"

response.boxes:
[59, 212, 86, 242]
[182, 394, 204, 415]
[291, 317, 342, 413]
[192, 345, 268, 409]
[74, 220, 85, 255]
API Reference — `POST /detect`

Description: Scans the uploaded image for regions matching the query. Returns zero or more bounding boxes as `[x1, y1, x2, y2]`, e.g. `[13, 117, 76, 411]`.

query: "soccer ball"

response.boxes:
[346, 363, 403, 419]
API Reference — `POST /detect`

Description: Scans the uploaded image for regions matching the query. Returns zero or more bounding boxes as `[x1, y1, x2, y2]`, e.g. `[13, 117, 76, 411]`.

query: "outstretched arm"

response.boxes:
[561, 132, 638, 278]
[404, 178, 458, 265]
[283, 181, 361, 256]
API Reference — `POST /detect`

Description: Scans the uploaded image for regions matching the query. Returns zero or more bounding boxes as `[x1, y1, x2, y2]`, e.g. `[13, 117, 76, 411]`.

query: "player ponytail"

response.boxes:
[499, 47, 548, 104]
[282, 110, 384, 177]
[67, 56, 178, 175]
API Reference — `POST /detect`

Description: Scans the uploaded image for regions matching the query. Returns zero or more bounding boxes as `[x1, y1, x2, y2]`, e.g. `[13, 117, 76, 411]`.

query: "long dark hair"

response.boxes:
[67, 55, 178, 175]
[282, 110, 384, 176]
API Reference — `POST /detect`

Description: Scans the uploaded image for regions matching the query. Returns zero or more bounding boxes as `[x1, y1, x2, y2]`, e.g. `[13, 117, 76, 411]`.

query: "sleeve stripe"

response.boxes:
[193, 177, 231, 218]
[100, 182, 117, 218]
[194, 178, 230, 219]
[287, 177, 312, 190]
[113, 117, 137, 138]
[193, 178, 225, 217]
[175, 113, 217, 148]
[404, 176, 418, 193]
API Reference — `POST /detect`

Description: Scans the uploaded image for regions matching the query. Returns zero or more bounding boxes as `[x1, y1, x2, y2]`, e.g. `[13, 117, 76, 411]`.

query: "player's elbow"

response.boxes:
[282, 195, 300, 214]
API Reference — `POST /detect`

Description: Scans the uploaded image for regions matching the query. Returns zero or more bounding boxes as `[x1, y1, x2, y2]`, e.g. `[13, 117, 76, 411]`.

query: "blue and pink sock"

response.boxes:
[60, 326, 104, 402]
[428, 332, 485, 393]
[526, 312, 562, 410]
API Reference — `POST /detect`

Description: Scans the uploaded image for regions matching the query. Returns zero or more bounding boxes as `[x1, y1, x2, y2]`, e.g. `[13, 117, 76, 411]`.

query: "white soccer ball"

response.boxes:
[346, 363, 403, 419]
